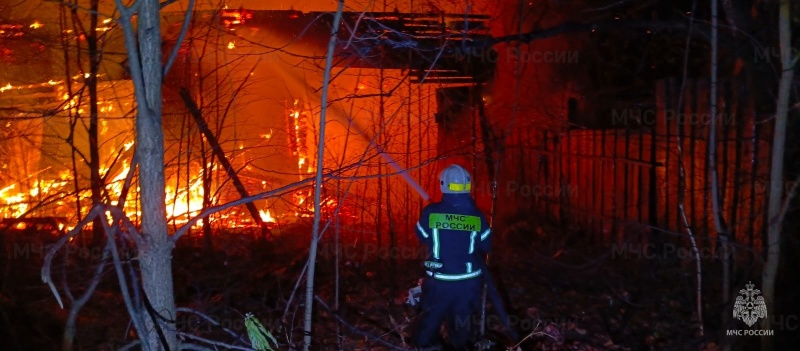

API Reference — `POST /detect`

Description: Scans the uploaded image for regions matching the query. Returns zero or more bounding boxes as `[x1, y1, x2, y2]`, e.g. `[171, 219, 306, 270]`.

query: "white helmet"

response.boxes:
[439, 164, 472, 194]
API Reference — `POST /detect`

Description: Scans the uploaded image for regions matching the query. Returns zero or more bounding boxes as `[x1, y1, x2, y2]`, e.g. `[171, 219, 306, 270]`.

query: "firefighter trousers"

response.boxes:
[411, 276, 482, 350]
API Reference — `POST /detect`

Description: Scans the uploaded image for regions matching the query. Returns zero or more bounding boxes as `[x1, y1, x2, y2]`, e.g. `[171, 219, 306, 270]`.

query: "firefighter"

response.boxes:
[411, 164, 492, 350]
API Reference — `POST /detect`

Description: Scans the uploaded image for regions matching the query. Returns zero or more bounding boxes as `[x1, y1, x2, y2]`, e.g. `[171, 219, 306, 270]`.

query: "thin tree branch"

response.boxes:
[62, 238, 112, 350]
[41, 205, 105, 309]
[160, 0, 179, 9]
[775, 174, 800, 226]
[44, 0, 112, 18]
[171, 176, 316, 241]
[761, 1, 793, 347]
[162, 0, 194, 77]
[175, 307, 244, 341]
[99, 209, 152, 351]
[303, 2, 345, 349]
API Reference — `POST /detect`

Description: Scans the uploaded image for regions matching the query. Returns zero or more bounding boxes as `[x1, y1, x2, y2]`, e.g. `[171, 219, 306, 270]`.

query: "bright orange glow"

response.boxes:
[30, 21, 43, 29]
[221, 8, 251, 27]
[0, 78, 288, 233]
[287, 99, 313, 175]
[164, 176, 205, 225]
[227, 41, 235, 49]
[259, 209, 275, 223]
[0, 151, 209, 229]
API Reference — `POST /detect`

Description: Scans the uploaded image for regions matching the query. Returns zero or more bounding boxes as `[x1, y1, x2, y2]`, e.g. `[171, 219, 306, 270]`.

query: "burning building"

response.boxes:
[1, 3, 493, 239]
[0, 0, 778, 253]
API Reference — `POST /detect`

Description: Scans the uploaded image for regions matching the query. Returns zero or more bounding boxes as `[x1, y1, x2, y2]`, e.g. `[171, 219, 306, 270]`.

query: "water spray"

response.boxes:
[277, 68, 431, 202]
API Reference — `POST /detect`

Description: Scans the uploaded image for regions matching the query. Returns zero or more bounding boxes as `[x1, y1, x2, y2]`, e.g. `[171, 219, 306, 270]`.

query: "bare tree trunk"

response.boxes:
[113, 0, 177, 349]
[86, 0, 105, 245]
[709, 0, 729, 337]
[761, 1, 793, 350]
[136, 2, 176, 347]
[672, 0, 704, 338]
[55, 1, 106, 347]
[303, 2, 344, 350]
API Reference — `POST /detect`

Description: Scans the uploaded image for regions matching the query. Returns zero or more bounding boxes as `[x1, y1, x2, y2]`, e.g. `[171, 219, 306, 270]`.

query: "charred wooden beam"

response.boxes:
[179, 88, 269, 237]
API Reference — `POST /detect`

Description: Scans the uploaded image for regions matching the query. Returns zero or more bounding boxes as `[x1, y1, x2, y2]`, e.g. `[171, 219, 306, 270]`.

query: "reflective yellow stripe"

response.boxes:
[448, 182, 471, 191]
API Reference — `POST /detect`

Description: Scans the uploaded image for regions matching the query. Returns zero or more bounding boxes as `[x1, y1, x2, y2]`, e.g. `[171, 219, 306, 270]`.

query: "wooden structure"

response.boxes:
[218, 9, 496, 84]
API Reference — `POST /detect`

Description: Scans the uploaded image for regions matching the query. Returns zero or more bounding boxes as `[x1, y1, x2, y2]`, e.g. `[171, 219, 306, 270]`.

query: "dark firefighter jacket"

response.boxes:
[414, 193, 492, 281]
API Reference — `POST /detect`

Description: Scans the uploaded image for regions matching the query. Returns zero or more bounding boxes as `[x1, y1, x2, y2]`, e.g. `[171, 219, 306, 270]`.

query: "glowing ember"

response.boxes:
[221, 8, 252, 27]
[259, 209, 276, 223]
[29, 21, 43, 29]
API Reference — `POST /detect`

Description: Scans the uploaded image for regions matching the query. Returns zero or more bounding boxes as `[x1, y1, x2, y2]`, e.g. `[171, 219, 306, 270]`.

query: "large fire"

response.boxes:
[0, 83, 349, 234]
[0, 79, 289, 233]
[0, 11, 385, 234]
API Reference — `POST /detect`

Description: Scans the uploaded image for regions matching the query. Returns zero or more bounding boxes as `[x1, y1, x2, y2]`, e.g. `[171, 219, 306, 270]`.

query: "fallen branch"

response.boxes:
[507, 325, 559, 350]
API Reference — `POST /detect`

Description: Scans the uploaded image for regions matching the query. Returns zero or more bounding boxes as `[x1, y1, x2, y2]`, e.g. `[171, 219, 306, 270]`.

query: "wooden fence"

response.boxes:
[494, 78, 772, 253]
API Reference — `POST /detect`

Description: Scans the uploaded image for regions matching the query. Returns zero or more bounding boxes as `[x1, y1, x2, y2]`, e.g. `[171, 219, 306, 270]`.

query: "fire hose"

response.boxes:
[474, 253, 520, 344]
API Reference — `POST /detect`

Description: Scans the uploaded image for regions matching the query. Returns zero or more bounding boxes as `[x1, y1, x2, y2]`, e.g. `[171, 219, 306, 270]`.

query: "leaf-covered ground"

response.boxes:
[1, 223, 796, 350]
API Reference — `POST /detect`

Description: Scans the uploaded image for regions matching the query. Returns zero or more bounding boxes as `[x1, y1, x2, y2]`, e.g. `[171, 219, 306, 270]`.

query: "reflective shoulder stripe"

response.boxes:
[480, 228, 491, 241]
[416, 221, 429, 238]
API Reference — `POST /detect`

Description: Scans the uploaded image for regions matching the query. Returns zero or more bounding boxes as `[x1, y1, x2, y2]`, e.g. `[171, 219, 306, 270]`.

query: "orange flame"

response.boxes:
[259, 209, 275, 223]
